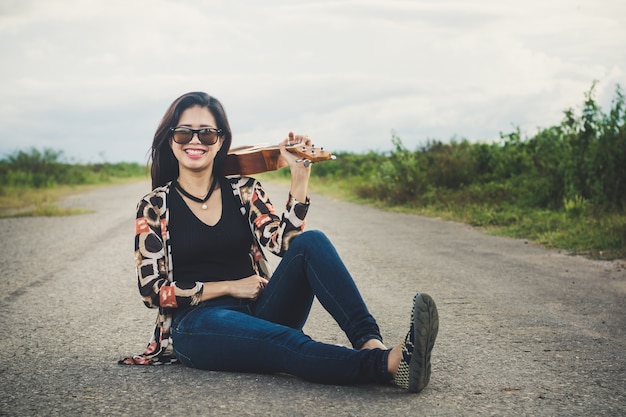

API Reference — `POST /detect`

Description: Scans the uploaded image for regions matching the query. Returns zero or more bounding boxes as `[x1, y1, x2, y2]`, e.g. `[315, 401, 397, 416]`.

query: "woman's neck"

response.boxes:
[177, 170, 215, 199]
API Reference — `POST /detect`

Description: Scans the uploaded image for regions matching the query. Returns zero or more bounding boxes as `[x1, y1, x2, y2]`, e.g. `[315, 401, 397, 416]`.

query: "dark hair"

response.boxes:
[150, 92, 232, 189]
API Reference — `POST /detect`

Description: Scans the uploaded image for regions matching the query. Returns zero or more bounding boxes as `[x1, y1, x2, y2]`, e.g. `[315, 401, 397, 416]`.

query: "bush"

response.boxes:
[0, 148, 146, 189]
[367, 133, 428, 204]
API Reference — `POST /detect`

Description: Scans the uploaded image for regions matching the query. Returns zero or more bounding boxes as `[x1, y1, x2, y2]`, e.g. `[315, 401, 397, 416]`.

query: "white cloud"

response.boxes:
[0, 0, 624, 162]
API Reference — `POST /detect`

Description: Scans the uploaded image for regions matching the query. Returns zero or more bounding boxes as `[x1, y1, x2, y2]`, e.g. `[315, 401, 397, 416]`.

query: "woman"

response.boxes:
[120, 91, 439, 393]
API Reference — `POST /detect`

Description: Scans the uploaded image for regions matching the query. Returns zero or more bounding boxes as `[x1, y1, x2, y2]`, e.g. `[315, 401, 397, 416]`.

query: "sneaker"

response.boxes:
[394, 293, 439, 393]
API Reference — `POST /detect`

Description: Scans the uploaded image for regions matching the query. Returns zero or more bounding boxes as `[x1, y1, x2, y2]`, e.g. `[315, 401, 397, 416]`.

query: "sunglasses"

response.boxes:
[170, 127, 223, 145]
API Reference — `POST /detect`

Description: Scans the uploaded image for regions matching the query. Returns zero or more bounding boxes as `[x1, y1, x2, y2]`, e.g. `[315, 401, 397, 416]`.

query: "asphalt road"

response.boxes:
[0, 180, 624, 416]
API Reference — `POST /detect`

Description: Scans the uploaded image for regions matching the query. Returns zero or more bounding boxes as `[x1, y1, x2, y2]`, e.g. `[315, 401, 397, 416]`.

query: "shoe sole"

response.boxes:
[408, 293, 439, 393]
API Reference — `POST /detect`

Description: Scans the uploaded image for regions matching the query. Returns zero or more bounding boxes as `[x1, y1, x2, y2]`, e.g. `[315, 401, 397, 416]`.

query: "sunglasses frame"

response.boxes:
[170, 127, 223, 145]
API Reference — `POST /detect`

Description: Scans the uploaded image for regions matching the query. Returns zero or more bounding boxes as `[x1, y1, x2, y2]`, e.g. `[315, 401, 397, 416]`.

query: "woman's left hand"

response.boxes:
[279, 132, 311, 203]
[279, 132, 313, 171]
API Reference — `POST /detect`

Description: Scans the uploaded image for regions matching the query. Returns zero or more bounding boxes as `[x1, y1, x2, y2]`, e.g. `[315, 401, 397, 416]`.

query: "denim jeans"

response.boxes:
[171, 230, 393, 385]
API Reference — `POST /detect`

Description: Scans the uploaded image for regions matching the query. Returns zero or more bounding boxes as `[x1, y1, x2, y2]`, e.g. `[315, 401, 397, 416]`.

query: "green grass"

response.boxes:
[0, 148, 149, 217]
[491, 210, 626, 260]
[1, 202, 92, 218]
[0, 176, 148, 218]
[259, 171, 626, 260]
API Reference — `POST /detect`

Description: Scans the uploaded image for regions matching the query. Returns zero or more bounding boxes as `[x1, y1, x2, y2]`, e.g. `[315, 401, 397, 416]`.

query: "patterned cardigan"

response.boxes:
[119, 176, 309, 365]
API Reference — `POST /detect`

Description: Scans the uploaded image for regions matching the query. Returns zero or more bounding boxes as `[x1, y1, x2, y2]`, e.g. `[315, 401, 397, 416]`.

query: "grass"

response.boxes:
[258, 170, 626, 261]
[492, 210, 626, 260]
[0, 176, 147, 218]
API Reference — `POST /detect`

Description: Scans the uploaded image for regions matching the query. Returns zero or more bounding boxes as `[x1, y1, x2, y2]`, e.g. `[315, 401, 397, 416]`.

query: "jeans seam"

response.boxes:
[302, 253, 367, 347]
[303, 254, 351, 324]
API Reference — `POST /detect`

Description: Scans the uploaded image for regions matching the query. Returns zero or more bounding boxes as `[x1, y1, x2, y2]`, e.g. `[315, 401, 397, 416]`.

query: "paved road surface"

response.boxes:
[1, 180, 624, 416]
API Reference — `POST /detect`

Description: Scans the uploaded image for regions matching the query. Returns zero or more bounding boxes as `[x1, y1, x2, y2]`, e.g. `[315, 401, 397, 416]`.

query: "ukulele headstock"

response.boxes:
[288, 145, 335, 164]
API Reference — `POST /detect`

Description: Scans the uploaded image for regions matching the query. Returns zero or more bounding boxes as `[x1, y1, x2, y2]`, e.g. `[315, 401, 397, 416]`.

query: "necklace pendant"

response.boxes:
[201, 203, 208, 210]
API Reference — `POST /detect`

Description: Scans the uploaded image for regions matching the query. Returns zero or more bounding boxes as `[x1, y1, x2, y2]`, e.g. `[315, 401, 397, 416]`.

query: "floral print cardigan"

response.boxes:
[119, 176, 309, 365]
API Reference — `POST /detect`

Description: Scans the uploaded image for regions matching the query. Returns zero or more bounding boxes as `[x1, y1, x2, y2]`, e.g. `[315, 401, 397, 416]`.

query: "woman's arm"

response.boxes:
[199, 275, 269, 302]
[279, 132, 311, 203]
[242, 177, 310, 258]
[234, 132, 313, 259]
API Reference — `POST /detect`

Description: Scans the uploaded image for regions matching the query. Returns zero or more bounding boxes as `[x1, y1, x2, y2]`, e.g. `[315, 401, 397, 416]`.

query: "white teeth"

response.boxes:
[185, 149, 205, 155]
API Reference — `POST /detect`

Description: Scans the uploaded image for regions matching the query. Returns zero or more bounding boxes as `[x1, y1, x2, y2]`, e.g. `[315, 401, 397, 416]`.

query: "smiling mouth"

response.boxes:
[185, 149, 206, 155]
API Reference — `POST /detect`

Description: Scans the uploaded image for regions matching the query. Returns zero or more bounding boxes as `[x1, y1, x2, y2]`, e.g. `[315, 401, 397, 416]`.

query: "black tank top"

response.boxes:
[169, 178, 255, 283]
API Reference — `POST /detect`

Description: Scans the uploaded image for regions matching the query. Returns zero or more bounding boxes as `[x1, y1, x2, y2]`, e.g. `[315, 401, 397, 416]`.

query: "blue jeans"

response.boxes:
[171, 230, 392, 385]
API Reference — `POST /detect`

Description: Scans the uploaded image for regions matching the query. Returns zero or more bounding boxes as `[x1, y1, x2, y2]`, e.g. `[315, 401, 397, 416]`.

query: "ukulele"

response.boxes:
[222, 144, 335, 176]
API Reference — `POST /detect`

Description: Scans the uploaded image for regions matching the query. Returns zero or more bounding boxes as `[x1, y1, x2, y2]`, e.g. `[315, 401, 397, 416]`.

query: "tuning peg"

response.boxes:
[296, 158, 312, 167]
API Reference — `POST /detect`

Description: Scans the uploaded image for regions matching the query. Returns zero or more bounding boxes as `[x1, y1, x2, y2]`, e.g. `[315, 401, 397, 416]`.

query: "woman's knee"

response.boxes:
[292, 230, 330, 250]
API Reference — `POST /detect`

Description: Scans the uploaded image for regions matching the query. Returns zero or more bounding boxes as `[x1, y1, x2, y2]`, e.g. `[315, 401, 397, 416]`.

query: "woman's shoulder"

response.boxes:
[224, 176, 265, 207]
[138, 182, 172, 207]
[225, 175, 258, 190]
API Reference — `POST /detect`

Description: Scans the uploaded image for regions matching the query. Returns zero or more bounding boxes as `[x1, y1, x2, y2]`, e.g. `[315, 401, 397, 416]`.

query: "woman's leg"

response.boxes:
[171, 303, 392, 385]
[254, 230, 383, 349]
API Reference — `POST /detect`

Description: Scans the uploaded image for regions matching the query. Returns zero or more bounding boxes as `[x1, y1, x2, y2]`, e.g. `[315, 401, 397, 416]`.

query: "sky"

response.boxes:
[0, 0, 625, 164]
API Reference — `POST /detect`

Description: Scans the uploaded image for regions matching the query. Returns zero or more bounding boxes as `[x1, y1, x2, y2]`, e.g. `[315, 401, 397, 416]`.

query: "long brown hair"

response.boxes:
[149, 92, 232, 189]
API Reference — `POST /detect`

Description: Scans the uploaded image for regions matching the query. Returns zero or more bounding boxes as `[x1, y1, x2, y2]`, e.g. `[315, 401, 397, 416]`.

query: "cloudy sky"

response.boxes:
[0, 0, 624, 164]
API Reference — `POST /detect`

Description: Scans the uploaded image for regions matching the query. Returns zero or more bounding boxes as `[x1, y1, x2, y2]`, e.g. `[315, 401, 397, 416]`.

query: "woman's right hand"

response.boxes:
[227, 275, 269, 300]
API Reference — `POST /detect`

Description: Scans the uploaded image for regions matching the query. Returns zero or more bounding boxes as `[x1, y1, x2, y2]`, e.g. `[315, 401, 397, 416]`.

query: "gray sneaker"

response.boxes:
[393, 293, 439, 393]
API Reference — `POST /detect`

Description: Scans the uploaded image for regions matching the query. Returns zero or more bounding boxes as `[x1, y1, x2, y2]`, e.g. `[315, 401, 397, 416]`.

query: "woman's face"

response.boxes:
[170, 105, 223, 175]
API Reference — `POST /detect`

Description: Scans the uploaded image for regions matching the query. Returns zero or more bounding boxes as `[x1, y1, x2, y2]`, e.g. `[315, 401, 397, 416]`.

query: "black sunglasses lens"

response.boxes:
[172, 129, 192, 144]
[198, 130, 217, 145]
